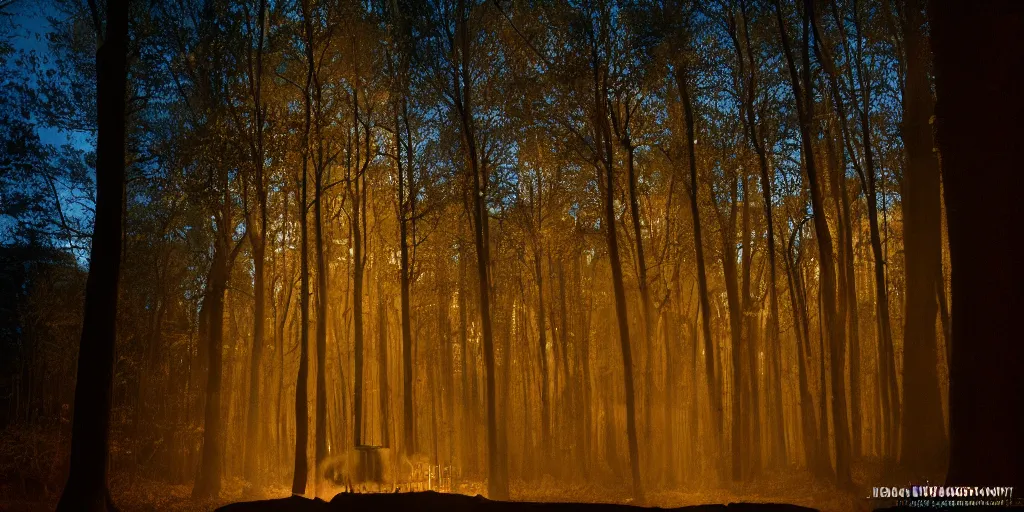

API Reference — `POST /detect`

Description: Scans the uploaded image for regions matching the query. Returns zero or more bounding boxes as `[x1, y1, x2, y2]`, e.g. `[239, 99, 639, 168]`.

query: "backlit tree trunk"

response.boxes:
[677, 64, 724, 470]
[242, 0, 268, 486]
[775, 0, 850, 485]
[292, 0, 315, 494]
[452, 0, 507, 498]
[595, 64, 643, 503]
[810, 0, 898, 459]
[56, 0, 128, 508]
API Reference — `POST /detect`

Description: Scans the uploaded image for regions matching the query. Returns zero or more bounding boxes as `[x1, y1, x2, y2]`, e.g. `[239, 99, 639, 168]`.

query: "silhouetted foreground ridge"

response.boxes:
[217, 492, 819, 512]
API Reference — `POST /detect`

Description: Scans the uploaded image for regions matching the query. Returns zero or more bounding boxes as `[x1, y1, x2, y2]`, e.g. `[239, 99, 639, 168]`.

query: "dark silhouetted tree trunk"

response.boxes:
[292, 0, 314, 495]
[730, 2, 786, 464]
[387, 2, 417, 457]
[378, 281, 391, 447]
[930, 0, 1024, 489]
[398, 108, 415, 456]
[458, 240, 470, 468]
[526, 157, 551, 466]
[595, 63, 643, 502]
[578, 253, 594, 477]
[823, 114, 860, 461]
[310, 23, 337, 491]
[611, 109, 654, 444]
[775, 0, 850, 485]
[677, 64, 723, 470]
[452, 0, 507, 498]
[713, 175, 746, 482]
[192, 226, 237, 499]
[242, 0, 268, 487]
[785, 218, 819, 471]
[293, 171, 310, 495]
[810, 0, 898, 460]
[56, 0, 128, 508]
[533, 245, 551, 462]
[313, 83, 328, 493]
[740, 174, 761, 476]
[193, 138, 244, 499]
[898, 0, 946, 479]
[274, 191, 295, 480]
[351, 79, 368, 449]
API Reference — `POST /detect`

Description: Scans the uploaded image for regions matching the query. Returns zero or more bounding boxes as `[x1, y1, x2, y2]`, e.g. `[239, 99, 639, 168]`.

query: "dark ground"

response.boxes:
[215, 492, 819, 512]
[215, 491, 1024, 512]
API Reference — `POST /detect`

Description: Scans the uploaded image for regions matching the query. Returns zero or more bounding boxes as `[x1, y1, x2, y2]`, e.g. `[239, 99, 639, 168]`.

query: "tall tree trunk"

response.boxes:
[440, 258, 456, 469]
[615, 126, 654, 444]
[379, 283, 391, 448]
[242, 0, 268, 485]
[399, 123, 415, 458]
[595, 65, 643, 503]
[193, 231, 232, 499]
[898, 0, 946, 479]
[338, 223, 352, 451]
[716, 177, 746, 482]
[867, 153, 898, 459]
[518, 294, 533, 476]
[838, 162, 861, 461]
[529, 165, 551, 466]
[578, 253, 594, 478]
[785, 222, 818, 471]
[469, 126, 504, 499]
[293, 177, 310, 494]
[662, 306, 675, 486]
[458, 241, 470, 470]
[293, 153, 310, 495]
[740, 174, 761, 476]
[533, 249, 551, 464]
[314, 131, 328, 491]
[277, 190, 295, 479]
[814, 265, 831, 477]
[351, 89, 366, 448]
[732, 3, 786, 464]
[292, 0, 314, 494]
[775, 0, 851, 486]
[275, 223, 293, 481]
[810, 0, 898, 460]
[676, 65, 723, 472]
[930, 0, 1023, 488]
[824, 114, 861, 461]
[552, 252, 572, 471]
[936, 271, 951, 370]
[393, 89, 417, 458]
[453, 0, 507, 497]
[193, 149, 242, 499]
[244, 238, 265, 482]
[56, 0, 128, 507]
[388, 0, 418, 460]
[849, 3, 893, 463]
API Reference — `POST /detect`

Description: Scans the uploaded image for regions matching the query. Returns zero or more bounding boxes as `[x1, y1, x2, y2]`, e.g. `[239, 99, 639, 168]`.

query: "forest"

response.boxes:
[0, 0, 1021, 510]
